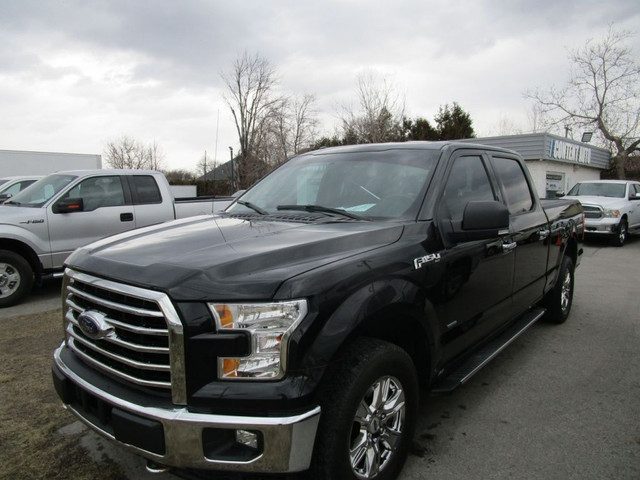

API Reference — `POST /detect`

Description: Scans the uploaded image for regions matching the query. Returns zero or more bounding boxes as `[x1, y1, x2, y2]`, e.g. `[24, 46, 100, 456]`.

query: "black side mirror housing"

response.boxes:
[449, 201, 510, 242]
[53, 197, 84, 214]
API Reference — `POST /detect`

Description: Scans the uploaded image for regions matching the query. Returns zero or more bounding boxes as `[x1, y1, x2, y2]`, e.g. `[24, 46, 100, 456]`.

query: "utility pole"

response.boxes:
[229, 146, 235, 192]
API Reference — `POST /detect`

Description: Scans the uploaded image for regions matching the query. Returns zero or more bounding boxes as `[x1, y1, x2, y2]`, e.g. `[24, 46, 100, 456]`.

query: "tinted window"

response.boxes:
[442, 156, 495, 221]
[492, 157, 533, 214]
[64, 176, 125, 212]
[132, 176, 162, 204]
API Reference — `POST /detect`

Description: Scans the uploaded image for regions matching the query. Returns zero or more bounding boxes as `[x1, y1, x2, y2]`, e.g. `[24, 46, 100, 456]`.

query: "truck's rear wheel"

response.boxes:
[544, 255, 574, 324]
[309, 338, 418, 480]
[0, 250, 34, 308]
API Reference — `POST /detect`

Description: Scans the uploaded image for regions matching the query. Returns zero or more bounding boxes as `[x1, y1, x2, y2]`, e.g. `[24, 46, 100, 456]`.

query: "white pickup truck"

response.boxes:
[0, 175, 43, 202]
[0, 169, 235, 306]
[565, 179, 640, 246]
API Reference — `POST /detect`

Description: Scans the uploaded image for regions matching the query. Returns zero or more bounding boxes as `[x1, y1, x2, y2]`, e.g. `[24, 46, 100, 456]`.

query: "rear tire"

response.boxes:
[309, 338, 418, 480]
[0, 250, 34, 308]
[544, 255, 574, 324]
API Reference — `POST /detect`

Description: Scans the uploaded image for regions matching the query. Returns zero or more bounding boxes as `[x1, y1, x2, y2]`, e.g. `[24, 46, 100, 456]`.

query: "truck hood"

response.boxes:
[66, 215, 404, 301]
[0, 205, 45, 226]
[564, 195, 626, 210]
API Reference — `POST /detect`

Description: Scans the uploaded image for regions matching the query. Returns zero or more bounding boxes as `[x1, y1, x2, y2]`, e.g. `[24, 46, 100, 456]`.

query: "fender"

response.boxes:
[297, 276, 439, 384]
[0, 224, 51, 271]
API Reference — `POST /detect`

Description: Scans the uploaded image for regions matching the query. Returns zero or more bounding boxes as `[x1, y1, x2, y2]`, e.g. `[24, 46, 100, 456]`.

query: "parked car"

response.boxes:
[0, 175, 42, 202]
[564, 179, 640, 246]
[0, 169, 235, 307]
[53, 142, 583, 480]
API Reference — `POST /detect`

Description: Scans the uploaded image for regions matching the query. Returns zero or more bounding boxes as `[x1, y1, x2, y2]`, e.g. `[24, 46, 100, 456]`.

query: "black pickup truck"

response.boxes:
[52, 142, 583, 480]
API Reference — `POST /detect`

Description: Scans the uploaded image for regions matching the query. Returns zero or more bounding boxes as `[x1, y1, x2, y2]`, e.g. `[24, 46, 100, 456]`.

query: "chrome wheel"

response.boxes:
[0, 262, 21, 299]
[350, 375, 406, 479]
[618, 221, 627, 245]
[560, 268, 572, 314]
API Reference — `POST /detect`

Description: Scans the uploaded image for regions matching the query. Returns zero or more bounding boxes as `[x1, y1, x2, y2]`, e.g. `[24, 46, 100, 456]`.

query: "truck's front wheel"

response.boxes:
[0, 250, 34, 308]
[612, 218, 628, 247]
[309, 338, 418, 480]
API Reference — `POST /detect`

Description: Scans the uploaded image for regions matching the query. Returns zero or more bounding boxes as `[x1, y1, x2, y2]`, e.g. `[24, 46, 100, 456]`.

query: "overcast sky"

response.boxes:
[1, 0, 639, 172]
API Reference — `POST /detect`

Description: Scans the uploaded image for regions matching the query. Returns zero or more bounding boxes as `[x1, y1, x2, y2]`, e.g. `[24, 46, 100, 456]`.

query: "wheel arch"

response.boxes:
[0, 238, 42, 277]
[303, 278, 439, 388]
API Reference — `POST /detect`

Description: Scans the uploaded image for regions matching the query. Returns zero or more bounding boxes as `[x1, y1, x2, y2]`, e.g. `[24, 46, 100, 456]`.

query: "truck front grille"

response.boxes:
[582, 205, 603, 219]
[63, 269, 187, 405]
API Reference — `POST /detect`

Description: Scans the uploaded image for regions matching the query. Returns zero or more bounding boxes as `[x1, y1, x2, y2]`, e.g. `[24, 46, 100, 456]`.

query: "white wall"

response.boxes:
[0, 150, 101, 176]
[525, 161, 601, 198]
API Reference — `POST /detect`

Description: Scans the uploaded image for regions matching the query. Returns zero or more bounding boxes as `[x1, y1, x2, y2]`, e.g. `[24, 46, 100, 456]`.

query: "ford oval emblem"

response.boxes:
[77, 310, 114, 340]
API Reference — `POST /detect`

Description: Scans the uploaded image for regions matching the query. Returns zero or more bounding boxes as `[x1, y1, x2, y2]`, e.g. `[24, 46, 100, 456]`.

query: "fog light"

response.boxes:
[236, 429, 259, 450]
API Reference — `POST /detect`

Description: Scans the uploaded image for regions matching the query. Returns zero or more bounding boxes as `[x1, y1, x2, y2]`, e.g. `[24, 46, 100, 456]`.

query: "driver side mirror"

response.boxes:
[53, 197, 84, 214]
[449, 201, 510, 242]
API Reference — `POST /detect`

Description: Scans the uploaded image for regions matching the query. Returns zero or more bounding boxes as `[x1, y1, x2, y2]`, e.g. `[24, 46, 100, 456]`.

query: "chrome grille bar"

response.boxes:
[67, 284, 165, 318]
[63, 269, 187, 405]
[66, 326, 170, 372]
[67, 339, 172, 389]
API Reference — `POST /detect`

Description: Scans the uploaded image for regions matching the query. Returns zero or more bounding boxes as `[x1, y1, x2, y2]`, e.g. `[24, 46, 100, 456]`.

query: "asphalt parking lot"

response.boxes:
[5, 238, 639, 479]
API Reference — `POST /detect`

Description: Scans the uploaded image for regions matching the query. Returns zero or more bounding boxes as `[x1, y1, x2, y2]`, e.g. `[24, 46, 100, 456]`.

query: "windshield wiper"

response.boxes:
[3, 200, 21, 205]
[236, 200, 269, 215]
[277, 204, 367, 220]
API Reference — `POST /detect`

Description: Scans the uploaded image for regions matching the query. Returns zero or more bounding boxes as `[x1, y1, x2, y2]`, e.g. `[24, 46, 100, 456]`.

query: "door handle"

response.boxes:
[502, 241, 517, 252]
[120, 213, 134, 222]
[538, 229, 550, 240]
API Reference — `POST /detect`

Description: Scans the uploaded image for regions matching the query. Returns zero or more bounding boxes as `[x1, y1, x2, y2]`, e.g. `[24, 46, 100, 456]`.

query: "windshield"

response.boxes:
[226, 148, 438, 220]
[4, 174, 78, 207]
[567, 182, 626, 198]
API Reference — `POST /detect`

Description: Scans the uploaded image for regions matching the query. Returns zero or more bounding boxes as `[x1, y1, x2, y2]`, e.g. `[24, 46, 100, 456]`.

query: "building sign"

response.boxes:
[549, 139, 591, 165]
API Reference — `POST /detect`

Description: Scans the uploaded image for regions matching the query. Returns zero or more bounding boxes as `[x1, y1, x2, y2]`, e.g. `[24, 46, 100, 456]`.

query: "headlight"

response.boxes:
[209, 300, 308, 380]
[603, 208, 621, 218]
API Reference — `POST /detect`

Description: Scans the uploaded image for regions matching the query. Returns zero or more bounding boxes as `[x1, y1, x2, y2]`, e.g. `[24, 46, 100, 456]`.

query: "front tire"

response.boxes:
[0, 250, 34, 308]
[309, 338, 419, 480]
[612, 218, 627, 247]
[544, 255, 574, 324]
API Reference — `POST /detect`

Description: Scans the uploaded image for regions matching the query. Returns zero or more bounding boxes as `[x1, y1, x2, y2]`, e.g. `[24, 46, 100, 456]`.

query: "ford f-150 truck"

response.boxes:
[564, 179, 640, 247]
[0, 170, 233, 307]
[52, 142, 583, 480]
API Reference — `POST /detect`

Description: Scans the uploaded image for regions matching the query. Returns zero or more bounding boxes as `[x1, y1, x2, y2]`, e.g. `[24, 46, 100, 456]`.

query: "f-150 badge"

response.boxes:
[414, 253, 441, 270]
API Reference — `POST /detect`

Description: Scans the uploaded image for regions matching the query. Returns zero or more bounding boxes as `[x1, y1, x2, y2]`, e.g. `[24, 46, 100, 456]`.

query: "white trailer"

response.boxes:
[0, 149, 101, 176]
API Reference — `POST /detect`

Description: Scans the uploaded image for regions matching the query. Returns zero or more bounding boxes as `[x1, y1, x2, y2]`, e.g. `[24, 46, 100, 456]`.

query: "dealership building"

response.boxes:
[463, 133, 611, 199]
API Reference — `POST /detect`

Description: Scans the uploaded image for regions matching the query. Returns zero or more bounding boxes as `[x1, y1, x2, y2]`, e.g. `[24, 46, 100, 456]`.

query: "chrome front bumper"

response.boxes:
[53, 345, 321, 473]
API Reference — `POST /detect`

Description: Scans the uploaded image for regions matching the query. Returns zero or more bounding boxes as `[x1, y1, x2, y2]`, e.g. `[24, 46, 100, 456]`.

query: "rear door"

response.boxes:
[489, 155, 548, 311]
[127, 175, 175, 227]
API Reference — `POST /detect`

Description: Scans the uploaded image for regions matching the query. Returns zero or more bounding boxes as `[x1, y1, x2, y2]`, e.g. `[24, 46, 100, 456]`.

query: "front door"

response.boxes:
[434, 153, 515, 363]
[47, 175, 135, 267]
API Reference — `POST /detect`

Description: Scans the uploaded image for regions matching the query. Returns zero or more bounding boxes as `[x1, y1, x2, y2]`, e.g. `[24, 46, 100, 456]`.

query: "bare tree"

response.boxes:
[526, 27, 640, 178]
[339, 71, 405, 143]
[146, 141, 166, 171]
[221, 52, 281, 188]
[267, 93, 318, 164]
[104, 135, 166, 170]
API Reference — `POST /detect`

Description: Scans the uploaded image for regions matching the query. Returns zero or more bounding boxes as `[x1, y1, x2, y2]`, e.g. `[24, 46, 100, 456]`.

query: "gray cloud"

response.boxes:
[0, 0, 638, 169]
